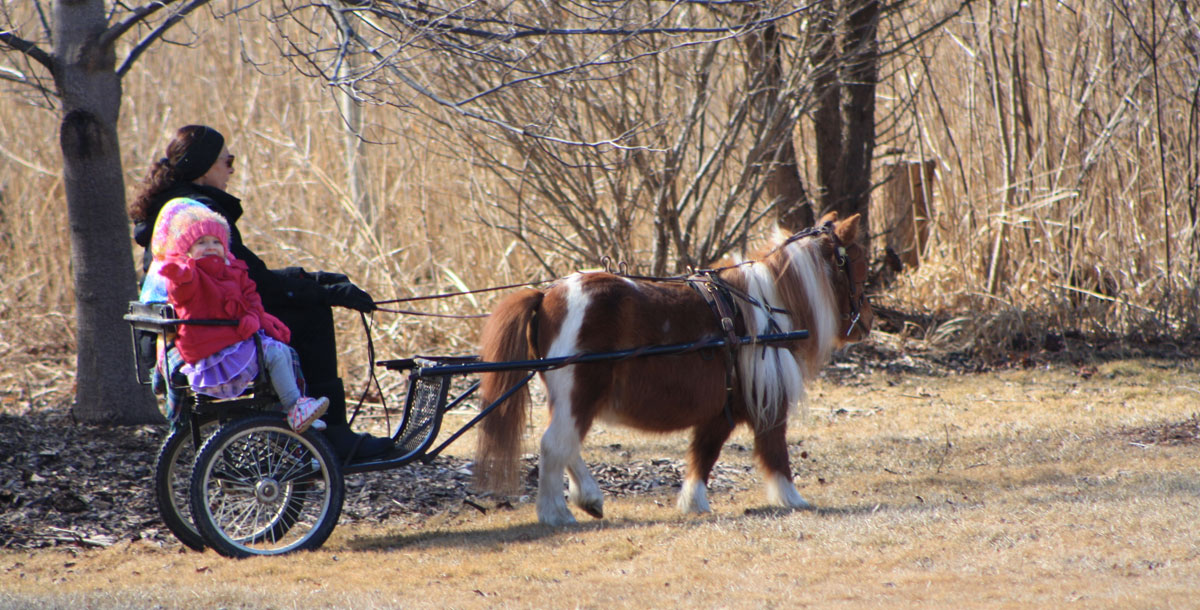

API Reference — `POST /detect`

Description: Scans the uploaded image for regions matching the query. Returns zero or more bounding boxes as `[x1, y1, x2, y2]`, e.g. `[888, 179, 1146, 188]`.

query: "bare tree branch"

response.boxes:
[0, 30, 54, 71]
[115, 0, 215, 77]
[100, 0, 178, 50]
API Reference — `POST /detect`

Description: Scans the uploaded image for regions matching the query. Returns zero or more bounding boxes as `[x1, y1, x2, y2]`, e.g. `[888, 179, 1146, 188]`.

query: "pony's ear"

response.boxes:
[835, 213, 863, 243]
[818, 210, 840, 225]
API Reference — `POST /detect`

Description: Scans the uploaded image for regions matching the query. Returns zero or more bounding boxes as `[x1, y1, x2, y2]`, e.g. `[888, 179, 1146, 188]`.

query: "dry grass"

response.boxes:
[3, 2, 1199, 377]
[3, 358, 1198, 609]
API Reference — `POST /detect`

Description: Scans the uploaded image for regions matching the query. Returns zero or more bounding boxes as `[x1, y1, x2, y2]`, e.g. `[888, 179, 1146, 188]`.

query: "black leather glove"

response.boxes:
[324, 282, 376, 312]
[310, 271, 350, 286]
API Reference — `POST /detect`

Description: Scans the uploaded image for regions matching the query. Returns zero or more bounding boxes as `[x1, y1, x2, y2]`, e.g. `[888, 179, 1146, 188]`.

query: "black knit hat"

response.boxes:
[172, 125, 225, 182]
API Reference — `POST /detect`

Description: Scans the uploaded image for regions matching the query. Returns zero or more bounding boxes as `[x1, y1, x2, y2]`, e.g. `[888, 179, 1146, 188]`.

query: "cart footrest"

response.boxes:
[392, 372, 452, 458]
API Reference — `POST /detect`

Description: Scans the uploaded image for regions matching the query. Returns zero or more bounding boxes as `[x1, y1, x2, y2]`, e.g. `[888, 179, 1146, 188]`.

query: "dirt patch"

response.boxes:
[1121, 414, 1200, 447]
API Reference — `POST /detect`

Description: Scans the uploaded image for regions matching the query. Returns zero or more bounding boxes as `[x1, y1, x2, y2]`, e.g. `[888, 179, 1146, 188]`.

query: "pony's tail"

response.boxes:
[474, 288, 543, 495]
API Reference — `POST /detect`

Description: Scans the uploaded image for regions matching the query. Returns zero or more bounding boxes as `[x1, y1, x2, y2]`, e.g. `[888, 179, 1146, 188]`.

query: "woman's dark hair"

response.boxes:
[128, 125, 224, 221]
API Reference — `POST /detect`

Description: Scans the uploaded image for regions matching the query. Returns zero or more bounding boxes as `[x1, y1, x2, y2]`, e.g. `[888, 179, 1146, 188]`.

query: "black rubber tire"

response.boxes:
[189, 415, 343, 558]
[152, 418, 220, 551]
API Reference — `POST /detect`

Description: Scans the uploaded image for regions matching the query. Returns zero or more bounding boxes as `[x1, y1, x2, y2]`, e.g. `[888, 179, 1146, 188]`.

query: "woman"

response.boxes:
[130, 125, 393, 461]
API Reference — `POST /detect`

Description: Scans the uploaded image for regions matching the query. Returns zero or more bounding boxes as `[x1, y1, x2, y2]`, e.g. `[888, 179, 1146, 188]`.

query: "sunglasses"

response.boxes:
[224, 154, 236, 169]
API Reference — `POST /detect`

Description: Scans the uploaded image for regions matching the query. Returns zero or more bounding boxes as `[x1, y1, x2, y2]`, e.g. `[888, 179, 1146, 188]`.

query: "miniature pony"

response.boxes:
[475, 213, 873, 525]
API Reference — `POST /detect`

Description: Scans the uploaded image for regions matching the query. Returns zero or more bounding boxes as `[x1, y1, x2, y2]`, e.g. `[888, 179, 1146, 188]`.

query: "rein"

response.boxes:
[367, 226, 853, 326]
[373, 278, 555, 318]
[366, 220, 864, 333]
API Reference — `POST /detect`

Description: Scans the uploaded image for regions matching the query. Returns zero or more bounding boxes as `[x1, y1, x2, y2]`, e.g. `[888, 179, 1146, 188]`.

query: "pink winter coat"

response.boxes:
[160, 254, 291, 364]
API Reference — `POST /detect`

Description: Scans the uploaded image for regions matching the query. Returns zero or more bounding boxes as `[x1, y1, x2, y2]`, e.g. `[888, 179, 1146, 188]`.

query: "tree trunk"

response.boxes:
[54, 0, 160, 424]
[874, 159, 937, 270]
[334, 3, 374, 231]
[811, 2, 842, 216]
[742, 11, 813, 233]
[811, 0, 879, 233]
[834, 0, 879, 227]
[339, 87, 372, 227]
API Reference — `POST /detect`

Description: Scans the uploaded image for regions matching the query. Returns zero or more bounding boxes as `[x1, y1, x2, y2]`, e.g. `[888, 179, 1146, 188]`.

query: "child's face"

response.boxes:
[188, 235, 225, 259]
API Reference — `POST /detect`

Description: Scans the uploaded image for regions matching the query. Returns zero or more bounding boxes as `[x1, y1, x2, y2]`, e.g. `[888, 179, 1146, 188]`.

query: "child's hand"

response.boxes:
[261, 313, 291, 344]
[237, 314, 261, 337]
[159, 259, 194, 283]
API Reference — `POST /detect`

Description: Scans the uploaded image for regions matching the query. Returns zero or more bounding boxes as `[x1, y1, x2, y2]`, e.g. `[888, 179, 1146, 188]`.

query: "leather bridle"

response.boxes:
[779, 221, 867, 338]
[824, 225, 868, 338]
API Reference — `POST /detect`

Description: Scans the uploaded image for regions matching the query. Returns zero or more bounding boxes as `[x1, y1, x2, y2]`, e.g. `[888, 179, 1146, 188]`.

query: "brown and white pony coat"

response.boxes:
[475, 213, 873, 525]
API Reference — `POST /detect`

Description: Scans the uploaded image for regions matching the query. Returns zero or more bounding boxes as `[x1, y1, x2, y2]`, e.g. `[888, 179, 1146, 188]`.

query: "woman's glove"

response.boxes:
[309, 271, 350, 286]
[323, 282, 376, 312]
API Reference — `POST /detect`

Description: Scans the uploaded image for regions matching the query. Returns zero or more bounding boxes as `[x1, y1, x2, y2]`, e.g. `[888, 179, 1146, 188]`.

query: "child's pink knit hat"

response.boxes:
[151, 198, 231, 261]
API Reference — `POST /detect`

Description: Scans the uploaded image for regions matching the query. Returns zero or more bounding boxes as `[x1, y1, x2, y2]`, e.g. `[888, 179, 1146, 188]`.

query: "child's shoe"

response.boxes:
[288, 396, 329, 433]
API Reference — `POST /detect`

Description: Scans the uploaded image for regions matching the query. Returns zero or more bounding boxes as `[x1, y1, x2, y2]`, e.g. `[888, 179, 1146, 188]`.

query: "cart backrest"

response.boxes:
[125, 301, 181, 334]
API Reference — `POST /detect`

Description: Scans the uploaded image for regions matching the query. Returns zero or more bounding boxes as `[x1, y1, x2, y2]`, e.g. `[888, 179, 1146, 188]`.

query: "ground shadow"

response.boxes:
[346, 499, 922, 553]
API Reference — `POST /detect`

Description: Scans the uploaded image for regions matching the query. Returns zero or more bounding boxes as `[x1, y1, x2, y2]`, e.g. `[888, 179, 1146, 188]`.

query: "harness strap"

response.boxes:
[688, 272, 741, 430]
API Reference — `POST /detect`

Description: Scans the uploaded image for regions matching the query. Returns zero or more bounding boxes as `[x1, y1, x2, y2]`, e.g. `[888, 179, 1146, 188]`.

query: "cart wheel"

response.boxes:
[189, 415, 343, 558]
[153, 417, 220, 551]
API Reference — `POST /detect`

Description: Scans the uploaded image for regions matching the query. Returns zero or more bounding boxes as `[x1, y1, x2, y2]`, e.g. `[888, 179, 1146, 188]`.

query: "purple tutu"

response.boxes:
[181, 332, 280, 399]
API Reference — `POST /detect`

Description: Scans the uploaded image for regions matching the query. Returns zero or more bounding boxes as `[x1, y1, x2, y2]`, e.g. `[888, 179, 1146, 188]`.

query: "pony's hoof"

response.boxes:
[677, 479, 712, 514]
[766, 474, 811, 509]
[539, 512, 578, 527]
[580, 503, 603, 519]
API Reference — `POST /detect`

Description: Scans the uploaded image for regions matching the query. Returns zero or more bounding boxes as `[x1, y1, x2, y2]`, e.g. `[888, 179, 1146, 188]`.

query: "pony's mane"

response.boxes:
[768, 233, 839, 373]
[722, 233, 839, 429]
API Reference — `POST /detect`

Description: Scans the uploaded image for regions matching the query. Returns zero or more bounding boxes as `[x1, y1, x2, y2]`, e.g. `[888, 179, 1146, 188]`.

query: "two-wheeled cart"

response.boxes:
[125, 301, 808, 558]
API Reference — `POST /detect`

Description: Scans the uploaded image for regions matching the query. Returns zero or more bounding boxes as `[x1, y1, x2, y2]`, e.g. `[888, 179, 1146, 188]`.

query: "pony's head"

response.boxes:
[760, 212, 873, 355]
[821, 212, 873, 343]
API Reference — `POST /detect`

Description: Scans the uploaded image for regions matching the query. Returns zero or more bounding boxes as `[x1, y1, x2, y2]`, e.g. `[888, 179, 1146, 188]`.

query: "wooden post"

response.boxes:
[872, 159, 937, 271]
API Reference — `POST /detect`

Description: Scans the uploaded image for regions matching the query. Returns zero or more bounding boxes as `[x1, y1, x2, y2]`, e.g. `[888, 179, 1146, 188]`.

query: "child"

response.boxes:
[151, 200, 328, 433]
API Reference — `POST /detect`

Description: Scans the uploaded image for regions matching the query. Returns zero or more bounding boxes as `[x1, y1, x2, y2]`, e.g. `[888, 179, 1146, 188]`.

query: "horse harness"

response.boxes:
[686, 270, 792, 428]
[687, 270, 745, 429]
[683, 221, 866, 428]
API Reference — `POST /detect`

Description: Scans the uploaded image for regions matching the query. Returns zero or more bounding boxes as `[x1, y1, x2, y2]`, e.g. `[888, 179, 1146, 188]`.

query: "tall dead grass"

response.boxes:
[868, 0, 1200, 341]
[1, 1, 1197, 388]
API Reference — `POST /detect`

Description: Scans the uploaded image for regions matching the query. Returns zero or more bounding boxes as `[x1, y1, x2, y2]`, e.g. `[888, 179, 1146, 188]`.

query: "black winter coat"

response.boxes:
[133, 183, 327, 310]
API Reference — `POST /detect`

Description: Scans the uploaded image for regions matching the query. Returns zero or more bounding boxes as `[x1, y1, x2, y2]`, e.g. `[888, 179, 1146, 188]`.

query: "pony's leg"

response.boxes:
[537, 405, 581, 526]
[677, 416, 735, 514]
[755, 424, 811, 509]
[566, 454, 604, 519]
